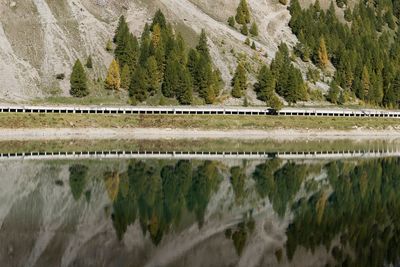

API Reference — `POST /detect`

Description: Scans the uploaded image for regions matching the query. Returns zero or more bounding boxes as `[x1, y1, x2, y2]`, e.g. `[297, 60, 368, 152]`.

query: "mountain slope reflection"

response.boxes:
[1, 156, 400, 267]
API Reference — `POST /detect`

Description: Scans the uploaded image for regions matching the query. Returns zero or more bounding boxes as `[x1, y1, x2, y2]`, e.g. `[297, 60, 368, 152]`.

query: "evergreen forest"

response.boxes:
[69, 0, 400, 108]
[290, 0, 400, 108]
[111, 11, 222, 105]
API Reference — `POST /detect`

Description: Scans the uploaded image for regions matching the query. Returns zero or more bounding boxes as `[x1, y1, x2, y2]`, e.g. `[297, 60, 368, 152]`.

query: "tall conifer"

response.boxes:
[70, 59, 88, 97]
[129, 66, 148, 102]
[231, 62, 247, 98]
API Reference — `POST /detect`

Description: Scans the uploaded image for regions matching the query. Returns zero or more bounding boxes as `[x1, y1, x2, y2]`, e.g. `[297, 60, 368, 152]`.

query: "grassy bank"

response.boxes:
[0, 113, 400, 130]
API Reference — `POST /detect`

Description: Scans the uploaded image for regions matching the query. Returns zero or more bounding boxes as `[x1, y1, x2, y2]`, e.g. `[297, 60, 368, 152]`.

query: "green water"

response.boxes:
[1, 140, 400, 266]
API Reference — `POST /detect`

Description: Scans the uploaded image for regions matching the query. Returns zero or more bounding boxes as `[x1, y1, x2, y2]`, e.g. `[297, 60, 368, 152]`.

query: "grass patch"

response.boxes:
[0, 113, 399, 130]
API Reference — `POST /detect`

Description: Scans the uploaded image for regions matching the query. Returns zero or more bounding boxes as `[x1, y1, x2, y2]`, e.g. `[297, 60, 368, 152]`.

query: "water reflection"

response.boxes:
[1, 154, 400, 266]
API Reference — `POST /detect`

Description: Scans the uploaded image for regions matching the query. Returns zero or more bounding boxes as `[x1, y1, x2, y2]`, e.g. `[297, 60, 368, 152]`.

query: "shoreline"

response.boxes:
[0, 128, 400, 141]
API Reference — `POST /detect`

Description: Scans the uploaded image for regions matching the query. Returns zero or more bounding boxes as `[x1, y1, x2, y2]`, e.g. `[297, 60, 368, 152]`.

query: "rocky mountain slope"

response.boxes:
[0, 0, 309, 102]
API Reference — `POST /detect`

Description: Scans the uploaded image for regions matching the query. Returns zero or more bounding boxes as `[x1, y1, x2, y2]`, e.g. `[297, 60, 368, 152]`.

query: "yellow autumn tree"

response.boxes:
[316, 192, 328, 225]
[151, 24, 162, 48]
[104, 172, 120, 202]
[318, 37, 329, 69]
[105, 59, 121, 91]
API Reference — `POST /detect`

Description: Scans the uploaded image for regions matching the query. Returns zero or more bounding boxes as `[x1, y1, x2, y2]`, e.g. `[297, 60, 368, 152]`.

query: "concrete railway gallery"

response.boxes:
[1, 105, 400, 117]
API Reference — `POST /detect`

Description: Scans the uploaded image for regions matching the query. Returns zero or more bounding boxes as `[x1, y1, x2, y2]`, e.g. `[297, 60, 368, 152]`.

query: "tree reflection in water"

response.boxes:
[67, 157, 400, 266]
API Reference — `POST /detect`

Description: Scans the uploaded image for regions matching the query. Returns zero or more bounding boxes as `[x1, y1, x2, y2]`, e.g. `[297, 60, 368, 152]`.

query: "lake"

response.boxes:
[0, 139, 400, 267]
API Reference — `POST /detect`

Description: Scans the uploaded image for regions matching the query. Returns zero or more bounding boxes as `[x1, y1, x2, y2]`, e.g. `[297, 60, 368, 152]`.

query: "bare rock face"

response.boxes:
[0, 0, 299, 102]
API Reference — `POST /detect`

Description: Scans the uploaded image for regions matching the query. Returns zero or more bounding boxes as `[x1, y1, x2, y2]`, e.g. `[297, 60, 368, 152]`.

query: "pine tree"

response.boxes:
[115, 31, 128, 64]
[268, 94, 283, 110]
[174, 33, 187, 65]
[176, 68, 193, 105]
[232, 76, 243, 98]
[241, 24, 249, 36]
[114, 16, 128, 43]
[211, 70, 222, 96]
[86, 55, 93, 69]
[250, 22, 258, 36]
[327, 80, 340, 104]
[115, 32, 139, 73]
[338, 91, 346, 105]
[285, 65, 307, 104]
[139, 38, 150, 66]
[383, 85, 395, 107]
[129, 66, 148, 102]
[162, 56, 179, 98]
[154, 43, 166, 76]
[70, 59, 88, 97]
[370, 73, 383, 105]
[142, 22, 151, 39]
[251, 42, 256, 50]
[235, 0, 251, 25]
[151, 10, 167, 30]
[361, 66, 370, 101]
[163, 27, 176, 60]
[105, 59, 121, 91]
[271, 43, 292, 98]
[205, 84, 217, 104]
[120, 64, 131, 89]
[384, 74, 400, 107]
[196, 29, 211, 61]
[187, 48, 199, 81]
[192, 30, 219, 102]
[146, 56, 161, 96]
[254, 65, 275, 102]
[195, 56, 214, 98]
[318, 37, 329, 69]
[231, 62, 247, 98]
[228, 16, 235, 27]
[106, 40, 113, 52]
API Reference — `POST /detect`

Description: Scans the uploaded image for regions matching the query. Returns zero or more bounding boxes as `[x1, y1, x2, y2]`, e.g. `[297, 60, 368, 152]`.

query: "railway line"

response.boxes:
[0, 105, 400, 118]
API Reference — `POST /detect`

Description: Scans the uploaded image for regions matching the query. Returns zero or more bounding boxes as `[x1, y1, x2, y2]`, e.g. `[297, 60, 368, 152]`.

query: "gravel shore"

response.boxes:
[0, 128, 400, 141]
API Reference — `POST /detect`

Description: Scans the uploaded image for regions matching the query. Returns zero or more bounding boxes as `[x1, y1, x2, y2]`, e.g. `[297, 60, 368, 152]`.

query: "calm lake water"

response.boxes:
[1, 139, 400, 267]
